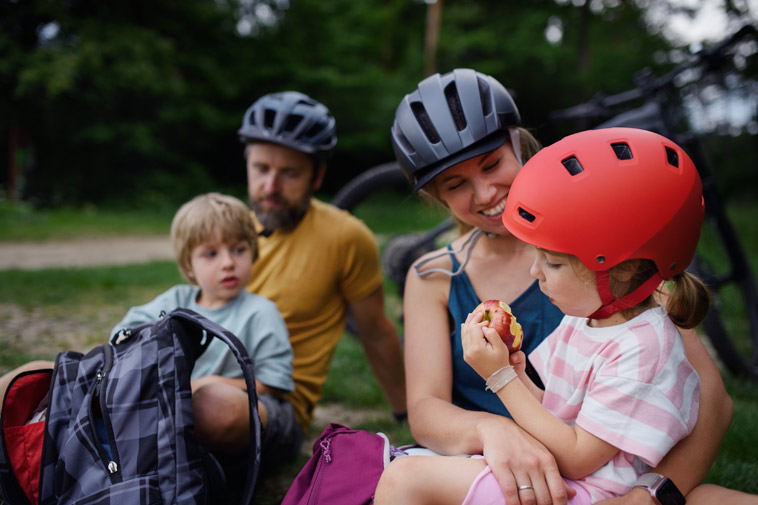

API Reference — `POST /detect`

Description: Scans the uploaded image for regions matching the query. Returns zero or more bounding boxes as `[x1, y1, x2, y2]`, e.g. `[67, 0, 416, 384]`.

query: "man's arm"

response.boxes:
[349, 286, 407, 416]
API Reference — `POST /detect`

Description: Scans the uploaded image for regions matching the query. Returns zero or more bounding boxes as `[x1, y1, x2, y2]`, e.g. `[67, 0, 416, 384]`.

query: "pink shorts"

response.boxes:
[461, 458, 592, 505]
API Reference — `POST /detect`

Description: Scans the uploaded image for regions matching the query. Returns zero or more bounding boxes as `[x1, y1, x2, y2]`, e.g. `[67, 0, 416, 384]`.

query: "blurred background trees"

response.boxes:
[1, 0, 756, 208]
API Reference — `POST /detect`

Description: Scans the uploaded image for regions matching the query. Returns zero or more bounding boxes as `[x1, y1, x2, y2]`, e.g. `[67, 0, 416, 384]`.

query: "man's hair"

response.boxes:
[170, 192, 258, 284]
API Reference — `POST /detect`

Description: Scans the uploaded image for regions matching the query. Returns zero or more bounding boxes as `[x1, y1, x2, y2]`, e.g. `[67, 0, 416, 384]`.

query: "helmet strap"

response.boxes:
[508, 127, 522, 165]
[590, 269, 664, 320]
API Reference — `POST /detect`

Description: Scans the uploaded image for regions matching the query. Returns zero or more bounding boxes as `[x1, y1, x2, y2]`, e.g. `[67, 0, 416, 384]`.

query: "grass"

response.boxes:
[0, 199, 175, 241]
[0, 194, 756, 501]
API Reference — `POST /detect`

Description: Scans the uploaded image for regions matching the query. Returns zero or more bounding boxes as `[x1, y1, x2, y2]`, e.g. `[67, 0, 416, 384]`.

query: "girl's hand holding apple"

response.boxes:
[461, 309, 513, 381]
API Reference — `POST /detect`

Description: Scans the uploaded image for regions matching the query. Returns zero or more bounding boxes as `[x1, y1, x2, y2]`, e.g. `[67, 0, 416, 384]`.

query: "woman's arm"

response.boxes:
[592, 328, 733, 505]
[404, 257, 571, 505]
[651, 328, 733, 493]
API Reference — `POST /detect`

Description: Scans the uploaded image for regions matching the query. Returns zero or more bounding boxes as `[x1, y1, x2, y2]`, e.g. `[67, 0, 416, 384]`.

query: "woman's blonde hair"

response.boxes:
[170, 193, 258, 284]
[421, 127, 542, 236]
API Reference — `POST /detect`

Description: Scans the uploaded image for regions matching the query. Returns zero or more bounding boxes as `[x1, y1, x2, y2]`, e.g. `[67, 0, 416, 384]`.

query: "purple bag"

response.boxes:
[281, 423, 395, 505]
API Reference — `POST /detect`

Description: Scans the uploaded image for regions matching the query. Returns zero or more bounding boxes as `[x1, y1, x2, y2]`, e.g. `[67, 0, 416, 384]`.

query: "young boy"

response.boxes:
[111, 192, 297, 462]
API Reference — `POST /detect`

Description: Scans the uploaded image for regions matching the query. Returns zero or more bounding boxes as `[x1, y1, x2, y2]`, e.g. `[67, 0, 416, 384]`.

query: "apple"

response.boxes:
[474, 299, 523, 353]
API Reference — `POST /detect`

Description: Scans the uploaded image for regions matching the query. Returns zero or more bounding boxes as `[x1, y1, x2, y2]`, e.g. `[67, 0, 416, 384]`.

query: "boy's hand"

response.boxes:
[462, 309, 511, 380]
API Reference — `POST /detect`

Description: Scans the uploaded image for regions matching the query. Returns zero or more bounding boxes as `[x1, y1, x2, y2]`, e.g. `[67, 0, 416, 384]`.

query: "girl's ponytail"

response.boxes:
[665, 271, 711, 329]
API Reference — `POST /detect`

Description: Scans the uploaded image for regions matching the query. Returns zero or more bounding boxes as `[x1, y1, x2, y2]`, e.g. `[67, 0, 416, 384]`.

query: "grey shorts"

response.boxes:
[259, 393, 305, 471]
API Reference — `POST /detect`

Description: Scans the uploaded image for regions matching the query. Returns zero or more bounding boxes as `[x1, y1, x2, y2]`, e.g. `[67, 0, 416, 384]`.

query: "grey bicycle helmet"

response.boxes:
[391, 68, 522, 192]
[238, 91, 337, 156]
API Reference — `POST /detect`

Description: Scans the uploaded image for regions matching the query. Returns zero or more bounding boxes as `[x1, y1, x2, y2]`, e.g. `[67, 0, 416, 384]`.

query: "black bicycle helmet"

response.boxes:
[391, 68, 521, 192]
[238, 91, 337, 156]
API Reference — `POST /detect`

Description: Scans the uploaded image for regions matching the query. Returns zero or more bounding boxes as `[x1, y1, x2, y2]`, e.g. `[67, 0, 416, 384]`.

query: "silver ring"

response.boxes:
[518, 485, 533, 491]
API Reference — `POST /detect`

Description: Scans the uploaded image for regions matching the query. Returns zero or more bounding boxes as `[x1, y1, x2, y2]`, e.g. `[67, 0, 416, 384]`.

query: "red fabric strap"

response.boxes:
[590, 270, 664, 319]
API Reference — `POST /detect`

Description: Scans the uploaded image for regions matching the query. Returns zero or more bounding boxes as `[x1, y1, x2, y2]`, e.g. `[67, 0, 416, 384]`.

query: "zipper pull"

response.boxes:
[94, 369, 104, 397]
[320, 438, 332, 463]
[107, 461, 118, 474]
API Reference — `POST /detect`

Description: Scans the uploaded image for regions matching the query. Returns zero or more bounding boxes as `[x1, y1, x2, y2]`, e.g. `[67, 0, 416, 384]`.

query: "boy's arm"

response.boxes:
[191, 375, 246, 393]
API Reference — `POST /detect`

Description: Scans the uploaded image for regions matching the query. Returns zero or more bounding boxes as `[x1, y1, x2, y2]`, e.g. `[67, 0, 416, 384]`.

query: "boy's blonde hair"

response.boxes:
[170, 193, 258, 284]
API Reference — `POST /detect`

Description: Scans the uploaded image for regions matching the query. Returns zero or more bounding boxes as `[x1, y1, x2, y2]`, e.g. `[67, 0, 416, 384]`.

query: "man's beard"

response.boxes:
[250, 192, 312, 232]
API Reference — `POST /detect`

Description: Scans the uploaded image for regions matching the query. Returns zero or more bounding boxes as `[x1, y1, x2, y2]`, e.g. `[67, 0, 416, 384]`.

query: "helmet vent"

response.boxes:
[283, 114, 303, 133]
[518, 207, 536, 223]
[305, 122, 325, 139]
[561, 156, 584, 176]
[264, 109, 276, 129]
[444, 83, 467, 131]
[411, 102, 441, 143]
[476, 77, 492, 116]
[611, 143, 633, 160]
[665, 147, 679, 167]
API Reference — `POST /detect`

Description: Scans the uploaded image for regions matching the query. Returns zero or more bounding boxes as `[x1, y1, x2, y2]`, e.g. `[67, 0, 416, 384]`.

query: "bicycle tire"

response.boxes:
[331, 162, 410, 212]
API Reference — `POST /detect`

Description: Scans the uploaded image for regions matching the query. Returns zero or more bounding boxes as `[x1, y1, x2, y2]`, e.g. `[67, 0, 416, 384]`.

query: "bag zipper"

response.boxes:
[304, 434, 334, 504]
[89, 344, 123, 483]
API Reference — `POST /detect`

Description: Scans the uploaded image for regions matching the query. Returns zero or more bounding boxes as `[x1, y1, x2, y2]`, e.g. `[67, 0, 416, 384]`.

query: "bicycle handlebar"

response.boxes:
[550, 24, 757, 122]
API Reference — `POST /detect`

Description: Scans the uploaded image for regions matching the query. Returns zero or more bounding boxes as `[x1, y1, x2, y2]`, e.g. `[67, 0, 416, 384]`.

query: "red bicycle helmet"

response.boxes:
[503, 127, 704, 318]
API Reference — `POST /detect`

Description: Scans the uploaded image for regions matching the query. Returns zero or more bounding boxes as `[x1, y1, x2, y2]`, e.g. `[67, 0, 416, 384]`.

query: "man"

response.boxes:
[238, 90, 406, 463]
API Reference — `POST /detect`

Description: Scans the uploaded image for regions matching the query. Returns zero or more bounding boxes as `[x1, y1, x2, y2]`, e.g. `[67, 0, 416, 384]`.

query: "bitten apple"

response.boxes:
[475, 300, 523, 353]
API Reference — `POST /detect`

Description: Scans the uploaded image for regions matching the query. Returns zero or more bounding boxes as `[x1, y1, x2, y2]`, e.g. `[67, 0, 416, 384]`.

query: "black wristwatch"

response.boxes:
[632, 473, 685, 505]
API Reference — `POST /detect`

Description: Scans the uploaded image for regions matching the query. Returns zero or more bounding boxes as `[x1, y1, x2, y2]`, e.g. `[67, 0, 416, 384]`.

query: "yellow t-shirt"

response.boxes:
[247, 199, 383, 432]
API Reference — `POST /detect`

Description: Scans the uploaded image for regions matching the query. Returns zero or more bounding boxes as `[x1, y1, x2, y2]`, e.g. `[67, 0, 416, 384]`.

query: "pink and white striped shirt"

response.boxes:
[529, 306, 699, 502]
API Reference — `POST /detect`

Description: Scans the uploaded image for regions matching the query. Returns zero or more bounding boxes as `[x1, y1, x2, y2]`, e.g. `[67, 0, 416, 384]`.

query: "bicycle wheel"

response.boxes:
[690, 207, 758, 380]
[331, 162, 410, 212]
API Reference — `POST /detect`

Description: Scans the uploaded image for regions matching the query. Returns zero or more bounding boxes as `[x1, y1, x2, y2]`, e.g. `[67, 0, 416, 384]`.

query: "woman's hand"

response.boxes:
[462, 309, 511, 380]
[478, 416, 574, 505]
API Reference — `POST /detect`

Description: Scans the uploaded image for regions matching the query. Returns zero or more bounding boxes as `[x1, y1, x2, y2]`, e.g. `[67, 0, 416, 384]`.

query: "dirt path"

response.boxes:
[0, 236, 174, 270]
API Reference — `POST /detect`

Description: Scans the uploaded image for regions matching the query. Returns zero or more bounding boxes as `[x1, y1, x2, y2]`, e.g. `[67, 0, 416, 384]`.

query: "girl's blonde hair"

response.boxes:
[568, 255, 711, 328]
[421, 127, 542, 235]
[170, 193, 258, 284]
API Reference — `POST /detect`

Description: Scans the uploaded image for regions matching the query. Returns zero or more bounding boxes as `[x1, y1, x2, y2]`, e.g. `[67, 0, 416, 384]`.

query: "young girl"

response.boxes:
[374, 127, 710, 505]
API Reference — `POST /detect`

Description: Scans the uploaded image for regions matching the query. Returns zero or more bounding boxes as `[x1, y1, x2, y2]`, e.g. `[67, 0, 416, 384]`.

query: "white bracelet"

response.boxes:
[485, 365, 517, 393]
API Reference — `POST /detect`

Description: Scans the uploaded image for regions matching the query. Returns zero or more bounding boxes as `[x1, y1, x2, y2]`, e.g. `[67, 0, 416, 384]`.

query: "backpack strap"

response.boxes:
[167, 308, 262, 505]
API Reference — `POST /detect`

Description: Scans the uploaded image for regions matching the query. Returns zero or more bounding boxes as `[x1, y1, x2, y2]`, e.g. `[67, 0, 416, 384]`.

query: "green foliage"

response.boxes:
[0, 0, 755, 213]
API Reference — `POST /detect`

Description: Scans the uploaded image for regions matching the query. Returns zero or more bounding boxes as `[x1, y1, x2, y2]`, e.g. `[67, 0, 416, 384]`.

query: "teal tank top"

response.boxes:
[447, 245, 563, 417]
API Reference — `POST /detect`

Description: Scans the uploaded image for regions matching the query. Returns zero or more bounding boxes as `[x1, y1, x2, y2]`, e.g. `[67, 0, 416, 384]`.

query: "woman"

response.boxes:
[386, 68, 735, 505]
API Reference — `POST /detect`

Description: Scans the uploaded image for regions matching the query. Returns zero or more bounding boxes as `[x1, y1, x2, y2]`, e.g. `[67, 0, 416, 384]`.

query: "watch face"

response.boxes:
[657, 479, 686, 505]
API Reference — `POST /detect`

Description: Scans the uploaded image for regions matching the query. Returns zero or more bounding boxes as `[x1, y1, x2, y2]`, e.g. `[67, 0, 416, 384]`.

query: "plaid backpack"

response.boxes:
[0, 308, 261, 505]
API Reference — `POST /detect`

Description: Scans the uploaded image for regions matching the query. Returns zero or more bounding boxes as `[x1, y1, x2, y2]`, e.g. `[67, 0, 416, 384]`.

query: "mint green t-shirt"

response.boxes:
[111, 285, 294, 392]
